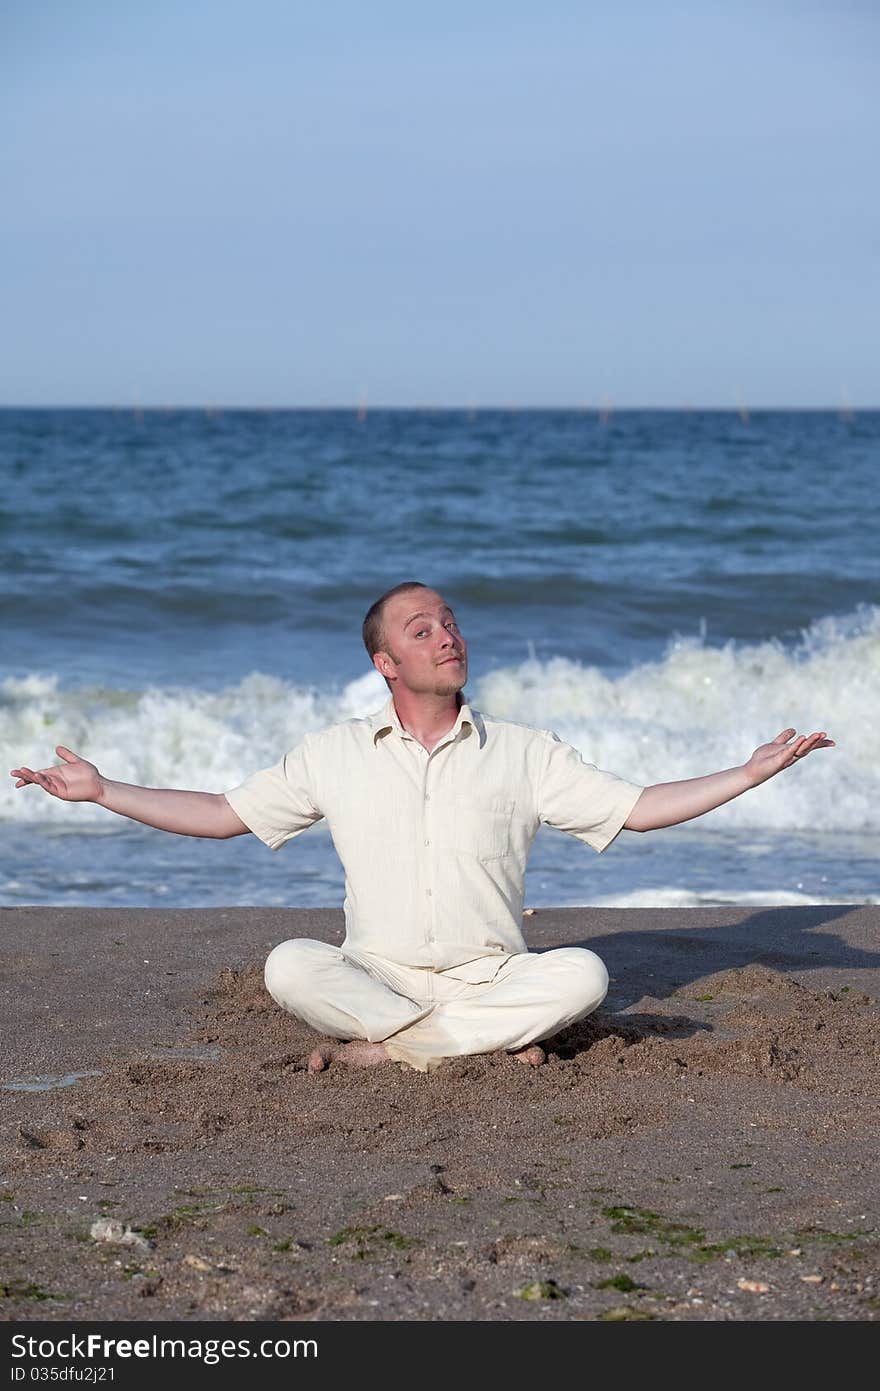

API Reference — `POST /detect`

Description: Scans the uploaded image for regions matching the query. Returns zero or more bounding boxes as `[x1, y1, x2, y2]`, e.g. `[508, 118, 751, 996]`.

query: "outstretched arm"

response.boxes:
[10, 745, 251, 839]
[624, 728, 834, 833]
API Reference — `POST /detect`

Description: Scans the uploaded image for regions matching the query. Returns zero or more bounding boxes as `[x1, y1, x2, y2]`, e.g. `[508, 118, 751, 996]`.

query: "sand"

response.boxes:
[1, 903, 878, 1323]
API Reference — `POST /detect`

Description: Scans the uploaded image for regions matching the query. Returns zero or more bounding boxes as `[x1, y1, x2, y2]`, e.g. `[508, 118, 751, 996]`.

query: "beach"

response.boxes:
[2, 902, 878, 1322]
[4, 0, 878, 1341]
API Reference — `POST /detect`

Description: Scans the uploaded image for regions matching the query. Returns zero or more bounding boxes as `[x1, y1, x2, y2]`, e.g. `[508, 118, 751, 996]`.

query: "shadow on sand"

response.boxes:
[564, 903, 874, 1010]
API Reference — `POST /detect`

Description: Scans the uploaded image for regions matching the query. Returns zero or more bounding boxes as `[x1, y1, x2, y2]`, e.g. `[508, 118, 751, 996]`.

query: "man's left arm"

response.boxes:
[624, 727, 834, 832]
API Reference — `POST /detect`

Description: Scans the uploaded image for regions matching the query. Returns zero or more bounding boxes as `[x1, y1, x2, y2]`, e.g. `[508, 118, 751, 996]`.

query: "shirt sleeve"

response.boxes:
[537, 732, 644, 852]
[223, 737, 324, 851]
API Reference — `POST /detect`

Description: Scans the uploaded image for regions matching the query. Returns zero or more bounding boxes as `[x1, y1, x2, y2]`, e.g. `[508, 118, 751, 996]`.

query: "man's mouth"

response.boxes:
[438, 656, 463, 665]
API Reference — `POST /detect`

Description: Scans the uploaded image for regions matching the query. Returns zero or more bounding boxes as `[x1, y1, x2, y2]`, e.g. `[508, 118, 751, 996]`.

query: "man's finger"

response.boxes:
[56, 746, 78, 762]
[795, 734, 834, 758]
[790, 734, 823, 760]
[772, 728, 797, 745]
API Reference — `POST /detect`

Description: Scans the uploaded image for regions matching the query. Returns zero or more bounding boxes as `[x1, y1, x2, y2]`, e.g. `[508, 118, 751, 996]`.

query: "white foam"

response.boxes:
[584, 888, 880, 909]
[2, 606, 876, 834]
[1, 668, 386, 827]
[477, 604, 878, 833]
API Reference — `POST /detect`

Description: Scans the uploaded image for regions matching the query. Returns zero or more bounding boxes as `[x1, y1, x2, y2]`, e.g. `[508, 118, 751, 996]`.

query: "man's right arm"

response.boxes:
[10, 745, 251, 840]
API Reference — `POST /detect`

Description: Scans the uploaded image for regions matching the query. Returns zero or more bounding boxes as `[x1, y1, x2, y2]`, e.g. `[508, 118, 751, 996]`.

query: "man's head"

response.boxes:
[363, 582, 468, 697]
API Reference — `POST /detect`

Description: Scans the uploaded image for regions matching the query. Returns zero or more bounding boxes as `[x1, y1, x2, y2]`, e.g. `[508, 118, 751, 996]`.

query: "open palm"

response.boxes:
[744, 728, 834, 788]
[10, 746, 104, 802]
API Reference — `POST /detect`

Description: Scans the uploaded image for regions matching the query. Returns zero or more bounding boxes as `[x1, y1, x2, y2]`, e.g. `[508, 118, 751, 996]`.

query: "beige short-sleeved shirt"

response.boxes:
[223, 696, 643, 977]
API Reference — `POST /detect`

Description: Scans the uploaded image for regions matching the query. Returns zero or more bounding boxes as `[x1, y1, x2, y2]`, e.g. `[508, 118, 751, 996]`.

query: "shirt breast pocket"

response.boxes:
[445, 797, 515, 861]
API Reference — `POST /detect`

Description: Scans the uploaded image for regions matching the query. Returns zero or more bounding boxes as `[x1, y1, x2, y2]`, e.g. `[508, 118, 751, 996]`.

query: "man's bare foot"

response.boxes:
[510, 1044, 546, 1067]
[308, 1040, 391, 1072]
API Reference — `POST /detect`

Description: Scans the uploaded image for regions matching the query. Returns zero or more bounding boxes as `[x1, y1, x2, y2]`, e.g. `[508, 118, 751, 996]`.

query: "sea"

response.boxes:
[1, 407, 877, 910]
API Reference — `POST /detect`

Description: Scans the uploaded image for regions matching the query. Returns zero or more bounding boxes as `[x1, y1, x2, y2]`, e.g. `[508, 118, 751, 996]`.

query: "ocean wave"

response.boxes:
[479, 604, 877, 833]
[2, 606, 877, 833]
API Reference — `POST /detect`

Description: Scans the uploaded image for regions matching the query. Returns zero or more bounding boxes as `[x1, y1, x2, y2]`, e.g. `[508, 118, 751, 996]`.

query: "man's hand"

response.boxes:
[10, 746, 104, 802]
[743, 728, 835, 789]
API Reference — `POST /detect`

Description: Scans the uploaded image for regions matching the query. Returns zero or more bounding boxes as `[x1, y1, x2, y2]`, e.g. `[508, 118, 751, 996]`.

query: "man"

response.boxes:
[11, 581, 833, 1074]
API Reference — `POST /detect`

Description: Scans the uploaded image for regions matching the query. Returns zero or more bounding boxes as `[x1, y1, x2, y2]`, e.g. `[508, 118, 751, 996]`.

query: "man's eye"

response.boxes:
[415, 629, 428, 638]
[445, 622, 459, 632]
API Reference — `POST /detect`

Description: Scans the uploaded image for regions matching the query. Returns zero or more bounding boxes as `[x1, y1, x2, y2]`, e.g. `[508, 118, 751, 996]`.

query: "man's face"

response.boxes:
[373, 588, 468, 697]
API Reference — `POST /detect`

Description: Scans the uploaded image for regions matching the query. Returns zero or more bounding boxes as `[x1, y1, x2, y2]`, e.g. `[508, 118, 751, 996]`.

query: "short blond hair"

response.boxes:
[362, 581, 431, 661]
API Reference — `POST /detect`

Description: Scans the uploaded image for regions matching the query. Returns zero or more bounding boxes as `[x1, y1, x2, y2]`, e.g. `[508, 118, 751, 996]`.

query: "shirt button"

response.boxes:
[425, 793, 431, 801]
[426, 888, 432, 897]
[424, 838, 430, 846]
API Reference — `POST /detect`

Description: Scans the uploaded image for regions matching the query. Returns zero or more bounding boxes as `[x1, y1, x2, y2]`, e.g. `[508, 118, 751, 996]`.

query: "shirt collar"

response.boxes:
[370, 693, 480, 746]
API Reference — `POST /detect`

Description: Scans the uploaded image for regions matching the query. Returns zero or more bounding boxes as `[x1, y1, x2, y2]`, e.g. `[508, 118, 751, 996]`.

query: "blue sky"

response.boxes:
[2, 1, 877, 406]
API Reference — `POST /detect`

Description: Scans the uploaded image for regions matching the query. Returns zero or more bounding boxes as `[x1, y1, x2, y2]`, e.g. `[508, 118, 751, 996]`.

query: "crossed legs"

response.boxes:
[263, 938, 609, 1073]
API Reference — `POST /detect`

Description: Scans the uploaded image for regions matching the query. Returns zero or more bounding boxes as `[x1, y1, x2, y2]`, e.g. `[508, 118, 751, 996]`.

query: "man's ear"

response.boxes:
[372, 651, 397, 682]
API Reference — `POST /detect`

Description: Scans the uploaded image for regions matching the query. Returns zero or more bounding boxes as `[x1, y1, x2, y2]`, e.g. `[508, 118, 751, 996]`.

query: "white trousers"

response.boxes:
[264, 939, 609, 1073]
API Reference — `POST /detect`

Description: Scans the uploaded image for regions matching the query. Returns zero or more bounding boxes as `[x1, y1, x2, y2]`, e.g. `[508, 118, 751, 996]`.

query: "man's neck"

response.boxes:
[392, 690, 463, 752]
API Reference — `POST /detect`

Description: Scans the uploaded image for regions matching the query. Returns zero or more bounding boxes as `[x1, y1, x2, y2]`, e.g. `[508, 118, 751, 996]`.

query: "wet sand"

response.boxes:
[1, 903, 878, 1322]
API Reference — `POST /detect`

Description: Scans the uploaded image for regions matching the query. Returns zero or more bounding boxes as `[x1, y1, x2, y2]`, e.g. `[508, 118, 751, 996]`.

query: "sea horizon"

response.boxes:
[1, 403, 877, 414]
